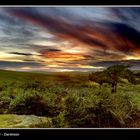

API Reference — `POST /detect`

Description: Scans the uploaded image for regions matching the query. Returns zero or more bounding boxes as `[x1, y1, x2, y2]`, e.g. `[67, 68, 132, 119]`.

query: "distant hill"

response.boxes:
[0, 69, 89, 83]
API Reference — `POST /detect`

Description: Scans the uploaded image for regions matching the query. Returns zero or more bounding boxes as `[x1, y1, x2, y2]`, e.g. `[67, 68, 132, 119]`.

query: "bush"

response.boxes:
[64, 94, 104, 128]
[20, 81, 46, 91]
[64, 95, 87, 127]
[0, 92, 12, 114]
[0, 96, 11, 114]
[96, 92, 136, 127]
[52, 112, 68, 128]
[84, 92, 123, 127]
[63, 92, 125, 128]
[9, 91, 62, 117]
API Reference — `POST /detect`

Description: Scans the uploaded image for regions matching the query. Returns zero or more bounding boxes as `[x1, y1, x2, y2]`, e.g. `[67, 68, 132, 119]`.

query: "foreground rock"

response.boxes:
[0, 114, 52, 128]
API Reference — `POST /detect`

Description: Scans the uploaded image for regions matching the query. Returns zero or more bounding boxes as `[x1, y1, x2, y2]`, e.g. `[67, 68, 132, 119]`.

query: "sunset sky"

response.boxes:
[0, 7, 140, 72]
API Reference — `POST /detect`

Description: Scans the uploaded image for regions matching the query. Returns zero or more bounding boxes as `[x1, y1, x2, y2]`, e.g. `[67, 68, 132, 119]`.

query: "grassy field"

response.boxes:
[0, 69, 140, 128]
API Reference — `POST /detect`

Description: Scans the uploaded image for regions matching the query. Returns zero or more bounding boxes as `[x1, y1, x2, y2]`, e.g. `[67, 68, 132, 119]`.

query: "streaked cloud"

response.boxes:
[8, 52, 33, 56]
[0, 7, 140, 71]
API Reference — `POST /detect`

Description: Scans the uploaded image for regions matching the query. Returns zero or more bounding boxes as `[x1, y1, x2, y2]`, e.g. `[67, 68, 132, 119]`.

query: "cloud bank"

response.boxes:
[0, 7, 140, 71]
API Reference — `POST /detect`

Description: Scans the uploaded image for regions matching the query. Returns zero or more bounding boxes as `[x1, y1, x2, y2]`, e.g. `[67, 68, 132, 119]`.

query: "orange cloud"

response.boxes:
[40, 51, 86, 63]
[4, 8, 140, 71]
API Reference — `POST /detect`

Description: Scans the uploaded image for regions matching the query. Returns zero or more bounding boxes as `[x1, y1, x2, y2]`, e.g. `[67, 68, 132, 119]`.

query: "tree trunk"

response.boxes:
[114, 83, 117, 92]
[100, 84, 102, 89]
[111, 83, 117, 93]
[99, 83, 103, 90]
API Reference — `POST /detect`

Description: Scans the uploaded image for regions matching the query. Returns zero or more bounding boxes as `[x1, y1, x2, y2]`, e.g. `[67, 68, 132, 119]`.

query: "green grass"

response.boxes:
[0, 69, 140, 127]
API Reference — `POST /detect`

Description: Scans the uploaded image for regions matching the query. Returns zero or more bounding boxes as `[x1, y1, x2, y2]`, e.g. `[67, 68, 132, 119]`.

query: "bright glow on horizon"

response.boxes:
[0, 7, 140, 71]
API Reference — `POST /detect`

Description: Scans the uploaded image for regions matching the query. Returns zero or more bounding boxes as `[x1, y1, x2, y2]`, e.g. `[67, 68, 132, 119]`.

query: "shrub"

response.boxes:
[64, 95, 87, 127]
[97, 93, 135, 127]
[0, 91, 12, 114]
[64, 92, 124, 128]
[9, 92, 48, 116]
[52, 112, 68, 128]
[0, 97, 11, 114]
[9, 91, 62, 117]
[83, 92, 122, 127]
[20, 81, 46, 91]
[64, 94, 105, 128]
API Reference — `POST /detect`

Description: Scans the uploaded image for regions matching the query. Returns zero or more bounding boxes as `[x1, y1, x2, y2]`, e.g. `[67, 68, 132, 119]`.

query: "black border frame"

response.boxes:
[0, 2, 140, 138]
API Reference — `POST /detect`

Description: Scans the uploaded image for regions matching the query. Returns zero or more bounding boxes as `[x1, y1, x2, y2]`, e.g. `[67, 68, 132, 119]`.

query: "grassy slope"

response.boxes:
[0, 69, 140, 127]
[0, 69, 89, 87]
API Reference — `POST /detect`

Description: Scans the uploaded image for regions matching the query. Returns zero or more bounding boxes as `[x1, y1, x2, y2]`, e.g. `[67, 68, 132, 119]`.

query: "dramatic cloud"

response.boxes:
[0, 7, 140, 71]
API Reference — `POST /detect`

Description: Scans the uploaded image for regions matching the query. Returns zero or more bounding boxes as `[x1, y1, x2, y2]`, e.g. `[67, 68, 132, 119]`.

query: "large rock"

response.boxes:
[0, 114, 52, 128]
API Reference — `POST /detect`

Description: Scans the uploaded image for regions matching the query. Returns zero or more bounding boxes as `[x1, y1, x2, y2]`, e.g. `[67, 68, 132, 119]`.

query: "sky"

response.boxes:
[0, 7, 140, 72]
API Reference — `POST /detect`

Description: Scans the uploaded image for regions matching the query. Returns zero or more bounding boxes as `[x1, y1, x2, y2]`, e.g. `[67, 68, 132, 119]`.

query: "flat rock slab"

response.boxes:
[0, 114, 52, 128]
